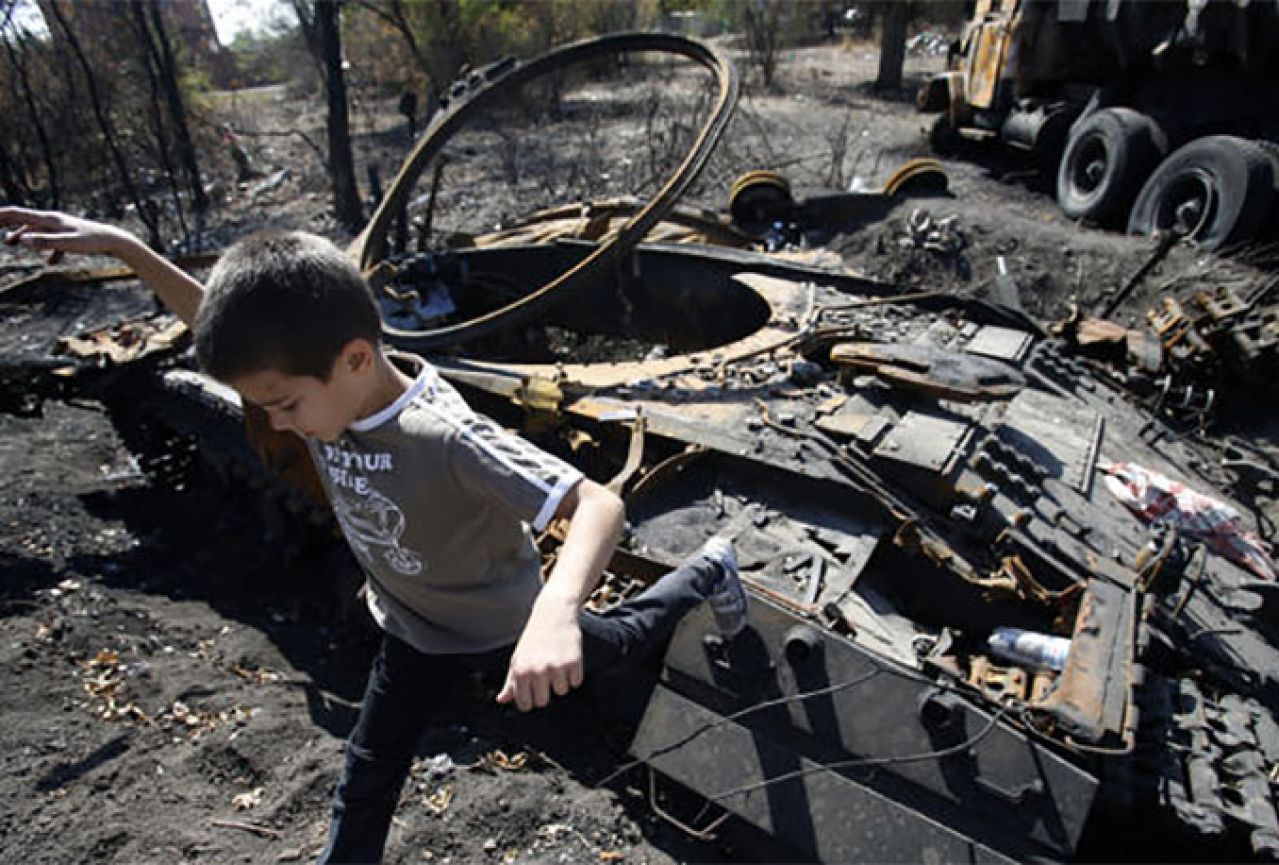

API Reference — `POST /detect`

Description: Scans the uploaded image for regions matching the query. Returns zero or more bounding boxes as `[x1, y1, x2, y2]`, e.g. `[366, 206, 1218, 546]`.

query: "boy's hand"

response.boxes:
[496, 478, 621, 712]
[2, 207, 203, 326]
[1, 207, 133, 265]
[496, 595, 584, 712]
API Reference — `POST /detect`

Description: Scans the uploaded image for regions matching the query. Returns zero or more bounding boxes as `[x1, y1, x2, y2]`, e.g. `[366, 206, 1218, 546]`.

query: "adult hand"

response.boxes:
[0, 207, 134, 265]
[495, 597, 584, 712]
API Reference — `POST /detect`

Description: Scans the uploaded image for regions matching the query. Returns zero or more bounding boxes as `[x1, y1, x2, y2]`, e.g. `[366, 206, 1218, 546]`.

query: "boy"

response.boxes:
[0, 207, 749, 864]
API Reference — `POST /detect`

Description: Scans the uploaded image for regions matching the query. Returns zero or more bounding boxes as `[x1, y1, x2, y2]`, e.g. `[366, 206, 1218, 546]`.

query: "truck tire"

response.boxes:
[1056, 107, 1166, 227]
[929, 114, 962, 156]
[1255, 139, 1279, 239]
[1127, 135, 1276, 252]
[1256, 139, 1279, 182]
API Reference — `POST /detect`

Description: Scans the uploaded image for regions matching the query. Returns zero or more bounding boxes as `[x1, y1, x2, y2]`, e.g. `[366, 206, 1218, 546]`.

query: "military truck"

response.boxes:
[917, 0, 1279, 250]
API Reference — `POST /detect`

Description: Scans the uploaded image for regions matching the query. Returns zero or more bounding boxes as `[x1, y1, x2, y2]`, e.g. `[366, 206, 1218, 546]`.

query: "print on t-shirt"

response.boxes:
[322, 443, 424, 576]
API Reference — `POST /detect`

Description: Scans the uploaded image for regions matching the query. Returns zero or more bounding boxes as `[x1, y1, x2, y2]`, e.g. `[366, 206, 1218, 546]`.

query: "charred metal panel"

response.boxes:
[963, 325, 1033, 363]
[995, 389, 1102, 493]
[870, 412, 973, 508]
[872, 412, 971, 475]
[1132, 675, 1279, 857]
[622, 452, 887, 616]
[831, 342, 1025, 401]
[634, 685, 1018, 864]
[637, 598, 1100, 861]
[813, 395, 887, 442]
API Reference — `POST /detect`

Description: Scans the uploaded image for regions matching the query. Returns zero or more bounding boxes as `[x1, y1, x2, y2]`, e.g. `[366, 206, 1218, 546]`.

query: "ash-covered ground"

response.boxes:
[1, 37, 1276, 865]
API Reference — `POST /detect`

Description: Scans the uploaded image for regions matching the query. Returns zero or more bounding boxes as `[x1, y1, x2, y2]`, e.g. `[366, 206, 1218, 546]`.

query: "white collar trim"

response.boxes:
[348, 361, 430, 433]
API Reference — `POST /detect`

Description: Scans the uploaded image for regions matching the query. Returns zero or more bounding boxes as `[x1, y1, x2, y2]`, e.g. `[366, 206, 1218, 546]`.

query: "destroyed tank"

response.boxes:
[4, 32, 1279, 865]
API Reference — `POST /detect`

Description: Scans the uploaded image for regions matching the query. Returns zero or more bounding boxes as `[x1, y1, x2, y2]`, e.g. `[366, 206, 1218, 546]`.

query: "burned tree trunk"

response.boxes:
[46, 0, 160, 246]
[295, 0, 363, 231]
[743, 0, 783, 91]
[147, 1, 208, 215]
[131, 2, 189, 245]
[2, 27, 59, 207]
[0, 142, 29, 204]
[876, 1, 911, 92]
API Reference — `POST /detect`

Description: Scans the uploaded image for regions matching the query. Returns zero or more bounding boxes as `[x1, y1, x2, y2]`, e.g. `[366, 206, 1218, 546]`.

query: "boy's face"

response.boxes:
[229, 344, 370, 443]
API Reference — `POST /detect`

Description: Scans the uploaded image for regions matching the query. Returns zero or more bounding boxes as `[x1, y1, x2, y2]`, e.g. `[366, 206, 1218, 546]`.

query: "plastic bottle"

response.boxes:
[986, 627, 1071, 672]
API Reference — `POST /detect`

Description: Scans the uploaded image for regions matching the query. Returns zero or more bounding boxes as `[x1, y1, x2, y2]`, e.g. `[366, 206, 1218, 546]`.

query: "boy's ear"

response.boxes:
[339, 338, 376, 374]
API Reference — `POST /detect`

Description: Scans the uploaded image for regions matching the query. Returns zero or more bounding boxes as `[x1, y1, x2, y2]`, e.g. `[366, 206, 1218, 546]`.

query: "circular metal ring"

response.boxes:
[350, 32, 740, 351]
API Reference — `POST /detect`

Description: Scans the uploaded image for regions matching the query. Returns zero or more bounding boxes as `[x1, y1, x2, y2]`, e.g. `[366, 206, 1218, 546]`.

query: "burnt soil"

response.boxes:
[2, 39, 1278, 865]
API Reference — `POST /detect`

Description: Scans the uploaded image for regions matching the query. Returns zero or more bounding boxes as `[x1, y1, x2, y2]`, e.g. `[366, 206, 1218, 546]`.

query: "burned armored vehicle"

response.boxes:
[4, 32, 1279, 865]
[328, 32, 1279, 864]
[351, 244, 1279, 862]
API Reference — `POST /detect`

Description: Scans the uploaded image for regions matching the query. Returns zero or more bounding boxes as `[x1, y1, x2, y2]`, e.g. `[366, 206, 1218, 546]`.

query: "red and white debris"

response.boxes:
[1101, 461, 1276, 581]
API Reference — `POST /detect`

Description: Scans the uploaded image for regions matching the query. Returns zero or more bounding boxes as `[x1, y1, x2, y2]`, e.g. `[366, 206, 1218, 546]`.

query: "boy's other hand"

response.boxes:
[496, 597, 584, 712]
[1, 207, 132, 265]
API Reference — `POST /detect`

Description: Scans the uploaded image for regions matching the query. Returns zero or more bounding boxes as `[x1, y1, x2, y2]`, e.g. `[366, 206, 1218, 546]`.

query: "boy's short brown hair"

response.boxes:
[194, 231, 381, 382]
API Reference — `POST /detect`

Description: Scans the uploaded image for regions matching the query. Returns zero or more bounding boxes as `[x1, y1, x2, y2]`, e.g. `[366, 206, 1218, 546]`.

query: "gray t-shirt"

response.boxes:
[305, 353, 583, 654]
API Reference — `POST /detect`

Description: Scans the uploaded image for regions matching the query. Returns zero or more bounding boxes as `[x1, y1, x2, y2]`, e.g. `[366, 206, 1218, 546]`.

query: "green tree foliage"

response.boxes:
[225, 23, 310, 89]
[345, 0, 643, 110]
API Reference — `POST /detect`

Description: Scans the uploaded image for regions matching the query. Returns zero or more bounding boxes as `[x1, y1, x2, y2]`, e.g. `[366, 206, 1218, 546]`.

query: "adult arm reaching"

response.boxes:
[0, 207, 205, 327]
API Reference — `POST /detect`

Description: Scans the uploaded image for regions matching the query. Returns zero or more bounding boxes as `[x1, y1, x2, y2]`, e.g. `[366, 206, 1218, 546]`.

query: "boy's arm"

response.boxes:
[496, 478, 624, 712]
[0, 207, 204, 327]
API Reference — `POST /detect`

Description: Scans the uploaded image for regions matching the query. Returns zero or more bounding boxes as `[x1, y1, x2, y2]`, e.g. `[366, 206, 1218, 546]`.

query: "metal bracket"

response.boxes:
[605, 413, 647, 496]
[646, 765, 731, 841]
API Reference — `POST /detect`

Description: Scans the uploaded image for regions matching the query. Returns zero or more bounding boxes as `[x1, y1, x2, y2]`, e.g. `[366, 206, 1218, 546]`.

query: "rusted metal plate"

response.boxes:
[813, 395, 881, 439]
[1032, 578, 1135, 744]
[57, 317, 188, 365]
[830, 342, 1024, 401]
[966, 16, 1013, 110]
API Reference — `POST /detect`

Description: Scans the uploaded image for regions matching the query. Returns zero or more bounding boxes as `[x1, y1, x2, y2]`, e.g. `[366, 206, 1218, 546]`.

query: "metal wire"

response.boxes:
[701, 706, 1011, 804]
[594, 665, 886, 788]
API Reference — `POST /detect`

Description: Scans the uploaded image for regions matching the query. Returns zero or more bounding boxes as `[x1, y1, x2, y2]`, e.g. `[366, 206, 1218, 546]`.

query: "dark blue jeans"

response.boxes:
[316, 554, 718, 864]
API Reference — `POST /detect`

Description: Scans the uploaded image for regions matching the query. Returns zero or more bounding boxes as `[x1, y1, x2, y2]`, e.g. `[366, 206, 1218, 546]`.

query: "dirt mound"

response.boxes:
[831, 194, 1272, 325]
